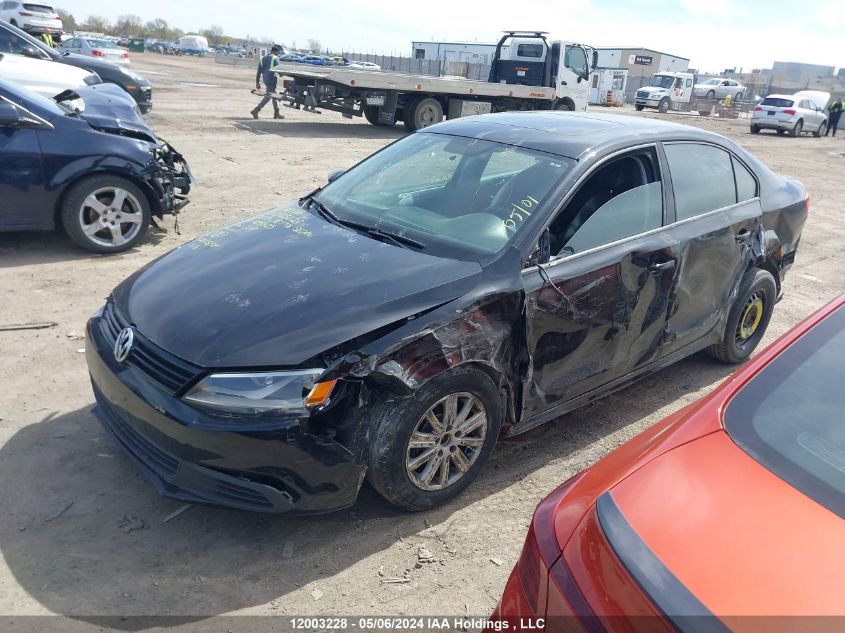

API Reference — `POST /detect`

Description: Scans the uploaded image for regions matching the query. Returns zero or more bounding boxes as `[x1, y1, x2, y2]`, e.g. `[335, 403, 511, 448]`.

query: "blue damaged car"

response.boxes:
[0, 77, 190, 253]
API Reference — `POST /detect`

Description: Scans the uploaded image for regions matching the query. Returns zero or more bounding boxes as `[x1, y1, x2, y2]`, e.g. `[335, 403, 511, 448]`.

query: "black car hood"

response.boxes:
[71, 84, 156, 142]
[113, 204, 483, 368]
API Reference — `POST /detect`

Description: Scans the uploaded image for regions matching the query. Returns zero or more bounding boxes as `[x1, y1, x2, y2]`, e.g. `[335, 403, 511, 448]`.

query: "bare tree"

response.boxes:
[114, 14, 144, 37]
[201, 24, 225, 46]
[144, 18, 169, 40]
[56, 8, 76, 32]
[80, 15, 111, 34]
[307, 38, 320, 53]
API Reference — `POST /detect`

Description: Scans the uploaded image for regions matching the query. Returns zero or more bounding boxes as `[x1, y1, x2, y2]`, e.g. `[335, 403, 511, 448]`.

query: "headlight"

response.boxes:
[84, 72, 102, 86]
[183, 369, 336, 414]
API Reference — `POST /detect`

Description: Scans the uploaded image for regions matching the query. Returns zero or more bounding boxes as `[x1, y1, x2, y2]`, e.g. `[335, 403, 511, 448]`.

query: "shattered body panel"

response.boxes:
[87, 112, 808, 513]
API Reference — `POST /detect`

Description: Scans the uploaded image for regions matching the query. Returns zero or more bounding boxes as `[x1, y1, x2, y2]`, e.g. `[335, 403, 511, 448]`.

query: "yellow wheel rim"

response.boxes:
[737, 295, 764, 341]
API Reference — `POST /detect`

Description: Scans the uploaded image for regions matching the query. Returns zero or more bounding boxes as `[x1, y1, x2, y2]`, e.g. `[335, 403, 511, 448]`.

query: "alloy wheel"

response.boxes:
[78, 187, 145, 248]
[405, 393, 487, 491]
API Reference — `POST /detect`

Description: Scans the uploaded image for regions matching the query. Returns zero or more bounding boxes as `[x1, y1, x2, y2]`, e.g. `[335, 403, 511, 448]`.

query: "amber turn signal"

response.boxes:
[304, 380, 337, 407]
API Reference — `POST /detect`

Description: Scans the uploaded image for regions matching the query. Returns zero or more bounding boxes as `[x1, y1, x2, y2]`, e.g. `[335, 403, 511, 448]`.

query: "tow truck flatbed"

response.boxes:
[273, 64, 557, 101]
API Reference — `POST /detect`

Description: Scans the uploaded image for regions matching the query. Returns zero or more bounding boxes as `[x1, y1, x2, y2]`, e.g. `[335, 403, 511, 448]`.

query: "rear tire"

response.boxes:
[706, 90, 715, 100]
[698, 110, 711, 117]
[366, 367, 502, 511]
[403, 96, 443, 132]
[750, 125, 760, 134]
[706, 268, 777, 364]
[776, 129, 785, 136]
[658, 97, 670, 113]
[364, 105, 393, 126]
[813, 122, 827, 137]
[60, 175, 150, 254]
[789, 120, 803, 137]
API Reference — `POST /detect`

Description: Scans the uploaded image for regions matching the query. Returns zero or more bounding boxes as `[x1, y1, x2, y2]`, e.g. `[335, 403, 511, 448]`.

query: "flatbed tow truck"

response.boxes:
[634, 71, 722, 116]
[259, 32, 597, 131]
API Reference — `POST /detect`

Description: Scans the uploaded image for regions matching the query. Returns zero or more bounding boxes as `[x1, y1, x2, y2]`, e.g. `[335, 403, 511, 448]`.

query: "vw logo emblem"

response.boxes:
[114, 327, 134, 363]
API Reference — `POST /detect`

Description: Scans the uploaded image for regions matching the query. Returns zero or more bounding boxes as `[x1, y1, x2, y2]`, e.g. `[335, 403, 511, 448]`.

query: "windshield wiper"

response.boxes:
[365, 226, 425, 250]
[308, 198, 425, 250]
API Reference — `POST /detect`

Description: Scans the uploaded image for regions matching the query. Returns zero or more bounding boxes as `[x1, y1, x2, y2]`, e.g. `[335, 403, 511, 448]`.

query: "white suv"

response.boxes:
[751, 92, 829, 137]
[0, 1, 62, 36]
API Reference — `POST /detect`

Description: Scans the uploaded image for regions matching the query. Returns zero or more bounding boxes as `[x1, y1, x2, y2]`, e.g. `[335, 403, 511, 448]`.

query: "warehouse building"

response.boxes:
[411, 41, 498, 65]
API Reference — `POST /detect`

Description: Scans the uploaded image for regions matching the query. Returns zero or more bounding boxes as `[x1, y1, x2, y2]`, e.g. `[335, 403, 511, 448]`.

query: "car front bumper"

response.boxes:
[85, 311, 366, 514]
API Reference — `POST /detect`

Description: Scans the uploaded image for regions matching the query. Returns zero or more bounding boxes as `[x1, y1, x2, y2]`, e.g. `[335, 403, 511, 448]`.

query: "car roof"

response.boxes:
[763, 94, 794, 100]
[423, 111, 731, 160]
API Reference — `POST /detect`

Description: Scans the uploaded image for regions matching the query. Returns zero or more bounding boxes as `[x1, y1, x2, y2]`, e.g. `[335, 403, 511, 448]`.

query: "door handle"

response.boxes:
[648, 260, 676, 273]
[735, 229, 752, 244]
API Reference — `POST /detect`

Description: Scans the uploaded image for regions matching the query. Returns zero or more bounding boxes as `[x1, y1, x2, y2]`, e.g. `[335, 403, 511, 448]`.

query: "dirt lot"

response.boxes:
[0, 53, 843, 628]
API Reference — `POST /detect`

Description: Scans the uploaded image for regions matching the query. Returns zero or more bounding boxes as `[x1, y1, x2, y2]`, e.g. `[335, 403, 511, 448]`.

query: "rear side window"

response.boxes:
[664, 143, 735, 220]
[761, 97, 794, 108]
[517, 44, 544, 58]
[732, 157, 757, 201]
[724, 305, 845, 519]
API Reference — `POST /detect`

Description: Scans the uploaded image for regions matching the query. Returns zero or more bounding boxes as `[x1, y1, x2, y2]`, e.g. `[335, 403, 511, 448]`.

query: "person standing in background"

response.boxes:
[251, 45, 284, 119]
[826, 98, 842, 137]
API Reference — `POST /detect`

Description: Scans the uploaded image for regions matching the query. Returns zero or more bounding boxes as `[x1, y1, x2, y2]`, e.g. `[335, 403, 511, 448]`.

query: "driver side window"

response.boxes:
[548, 148, 663, 257]
[563, 45, 587, 78]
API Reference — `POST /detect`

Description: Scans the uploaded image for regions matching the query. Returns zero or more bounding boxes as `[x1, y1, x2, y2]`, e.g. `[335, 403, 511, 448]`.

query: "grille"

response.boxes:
[99, 399, 178, 479]
[636, 90, 649, 99]
[102, 302, 200, 394]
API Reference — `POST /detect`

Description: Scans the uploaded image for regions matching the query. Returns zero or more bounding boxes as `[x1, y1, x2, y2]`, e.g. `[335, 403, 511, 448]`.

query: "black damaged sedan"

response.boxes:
[86, 112, 807, 513]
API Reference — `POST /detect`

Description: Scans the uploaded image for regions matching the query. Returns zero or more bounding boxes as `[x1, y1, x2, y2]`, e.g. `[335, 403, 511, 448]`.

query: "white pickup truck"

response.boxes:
[634, 71, 721, 116]
[271, 32, 597, 131]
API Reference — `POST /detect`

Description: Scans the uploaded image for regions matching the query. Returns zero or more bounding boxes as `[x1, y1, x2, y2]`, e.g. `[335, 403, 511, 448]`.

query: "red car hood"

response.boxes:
[609, 430, 845, 617]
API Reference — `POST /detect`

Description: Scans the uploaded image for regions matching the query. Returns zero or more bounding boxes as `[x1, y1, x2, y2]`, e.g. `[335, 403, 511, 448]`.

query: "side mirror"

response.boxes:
[21, 45, 44, 59]
[527, 229, 551, 266]
[327, 169, 344, 183]
[0, 102, 21, 127]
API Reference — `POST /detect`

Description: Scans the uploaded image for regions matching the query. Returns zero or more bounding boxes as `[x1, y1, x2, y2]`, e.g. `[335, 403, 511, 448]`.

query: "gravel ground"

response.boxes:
[0, 53, 843, 628]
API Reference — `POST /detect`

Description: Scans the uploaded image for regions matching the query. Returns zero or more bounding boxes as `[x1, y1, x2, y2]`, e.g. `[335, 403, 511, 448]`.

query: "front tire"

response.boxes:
[60, 175, 150, 254]
[553, 99, 574, 111]
[658, 97, 670, 113]
[634, 104, 645, 111]
[707, 268, 777, 364]
[750, 125, 760, 134]
[813, 122, 827, 137]
[366, 367, 502, 511]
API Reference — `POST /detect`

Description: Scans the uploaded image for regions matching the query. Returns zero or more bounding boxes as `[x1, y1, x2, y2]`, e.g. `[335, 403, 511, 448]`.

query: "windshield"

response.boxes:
[761, 97, 794, 108]
[313, 132, 573, 262]
[724, 304, 845, 519]
[649, 75, 675, 89]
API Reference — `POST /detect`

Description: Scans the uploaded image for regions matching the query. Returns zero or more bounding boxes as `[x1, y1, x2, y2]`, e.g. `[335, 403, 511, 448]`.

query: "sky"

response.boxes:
[62, 0, 843, 73]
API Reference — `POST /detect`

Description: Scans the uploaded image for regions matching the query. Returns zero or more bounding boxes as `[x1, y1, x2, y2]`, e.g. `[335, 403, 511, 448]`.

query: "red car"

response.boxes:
[494, 294, 845, 631]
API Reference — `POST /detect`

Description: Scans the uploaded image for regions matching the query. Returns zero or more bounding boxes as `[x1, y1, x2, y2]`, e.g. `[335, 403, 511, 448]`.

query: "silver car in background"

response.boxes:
[0, 1, 61, 35]
[60, 37, 130, 64]
[693, 77, 745, 100]
[751, 92, 829, 137]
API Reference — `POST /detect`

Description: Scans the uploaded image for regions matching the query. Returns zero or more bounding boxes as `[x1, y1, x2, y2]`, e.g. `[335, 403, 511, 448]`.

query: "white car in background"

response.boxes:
[0, 50, 100, 98]
[751, 92, 829, 137]
[0, 1, 62, 35]
[60, 37, 130, 64]
[347, 61, 381, 71]
[693, 77, 745, 100]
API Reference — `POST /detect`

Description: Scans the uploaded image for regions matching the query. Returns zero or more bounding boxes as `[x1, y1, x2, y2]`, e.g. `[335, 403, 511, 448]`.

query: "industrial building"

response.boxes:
[411, 41, 498, 65]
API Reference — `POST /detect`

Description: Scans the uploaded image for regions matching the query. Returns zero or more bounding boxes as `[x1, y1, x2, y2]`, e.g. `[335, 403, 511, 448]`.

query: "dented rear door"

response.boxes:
[659, 142, 760, 354]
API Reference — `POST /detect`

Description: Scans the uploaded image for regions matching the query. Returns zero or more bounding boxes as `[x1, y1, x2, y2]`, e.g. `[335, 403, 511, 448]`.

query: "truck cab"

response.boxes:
[488, 31, 596, 111]
[635, 71, 695, 112]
